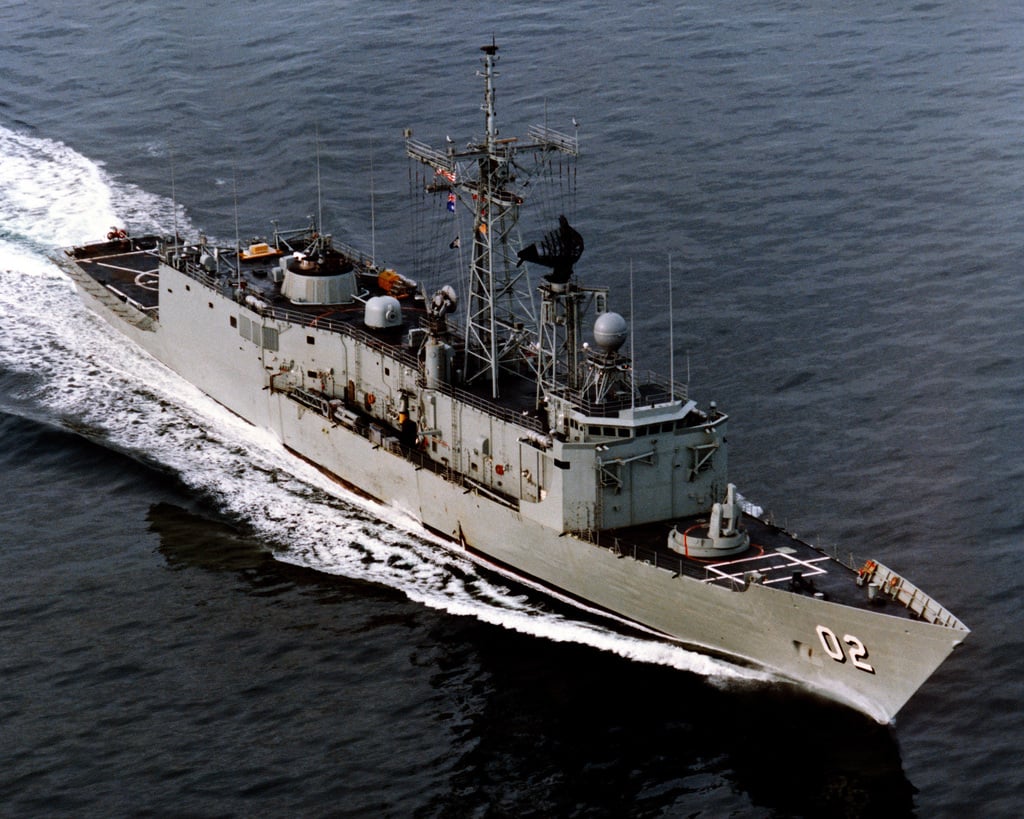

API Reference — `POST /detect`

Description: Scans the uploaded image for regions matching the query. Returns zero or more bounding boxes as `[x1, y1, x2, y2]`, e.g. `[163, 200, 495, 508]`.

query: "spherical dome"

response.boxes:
[593, 311, 628, 351]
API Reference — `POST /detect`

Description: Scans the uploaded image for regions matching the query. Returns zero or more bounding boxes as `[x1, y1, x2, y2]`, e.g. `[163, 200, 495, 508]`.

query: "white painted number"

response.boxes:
[844, 633, 875, 673]
[815, 625, 875, 674]
[815, 624, 846, 661]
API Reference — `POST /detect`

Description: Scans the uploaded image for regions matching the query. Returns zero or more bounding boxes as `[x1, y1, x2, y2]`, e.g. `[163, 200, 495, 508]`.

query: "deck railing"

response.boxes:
[862, 561, 969, 630]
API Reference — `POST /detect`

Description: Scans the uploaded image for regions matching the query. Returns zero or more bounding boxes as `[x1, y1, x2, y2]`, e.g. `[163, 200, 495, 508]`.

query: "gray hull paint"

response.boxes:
[278, 396, 963, 723]
[63, 260, 966, 723]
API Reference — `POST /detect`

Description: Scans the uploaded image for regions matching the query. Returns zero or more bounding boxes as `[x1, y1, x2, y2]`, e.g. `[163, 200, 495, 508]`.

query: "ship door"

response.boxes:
[518, 443, 542, 503]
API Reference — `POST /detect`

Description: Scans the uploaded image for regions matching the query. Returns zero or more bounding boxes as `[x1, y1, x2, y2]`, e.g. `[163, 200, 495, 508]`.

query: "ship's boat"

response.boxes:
[54, 43, 968, 723]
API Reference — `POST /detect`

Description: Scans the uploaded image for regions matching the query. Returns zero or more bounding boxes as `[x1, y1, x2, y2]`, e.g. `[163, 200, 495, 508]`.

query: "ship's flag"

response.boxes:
[437, 167, 456, 184]
[447, 193, 456, 212]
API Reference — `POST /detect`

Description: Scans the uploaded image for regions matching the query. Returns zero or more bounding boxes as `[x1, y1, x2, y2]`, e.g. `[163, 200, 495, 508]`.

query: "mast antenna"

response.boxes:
[370, 136, 376, 265]
[408, 42, 577, 399]
[232, 165, 241, 286]
[630, 260, 636, 410]
[168, 142, 179, 251]
[315, 125, 323, 233]
[668, 253, 674, 401]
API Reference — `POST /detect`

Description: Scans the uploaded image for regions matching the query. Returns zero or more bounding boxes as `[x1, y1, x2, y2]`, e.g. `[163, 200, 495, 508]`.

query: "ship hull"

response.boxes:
[60, 258, 966, 723]
[276, 388, 964, 723]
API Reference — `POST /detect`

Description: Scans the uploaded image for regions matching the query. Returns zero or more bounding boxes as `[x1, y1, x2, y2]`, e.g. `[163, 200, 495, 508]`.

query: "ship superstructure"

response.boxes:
[55, 44, 968, 723]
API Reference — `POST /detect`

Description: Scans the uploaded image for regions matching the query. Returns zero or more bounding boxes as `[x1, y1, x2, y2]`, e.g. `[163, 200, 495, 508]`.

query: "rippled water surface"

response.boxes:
[2, 2, 1022, 816]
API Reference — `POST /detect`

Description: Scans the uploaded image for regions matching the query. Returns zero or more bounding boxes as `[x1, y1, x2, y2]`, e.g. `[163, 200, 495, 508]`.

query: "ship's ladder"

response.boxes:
[451, 397, 461, 471]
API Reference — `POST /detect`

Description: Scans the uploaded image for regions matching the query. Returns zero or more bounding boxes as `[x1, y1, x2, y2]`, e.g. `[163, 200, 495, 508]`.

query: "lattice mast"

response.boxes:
[466, 40, 514, 397]
[406, 41, 579, 399]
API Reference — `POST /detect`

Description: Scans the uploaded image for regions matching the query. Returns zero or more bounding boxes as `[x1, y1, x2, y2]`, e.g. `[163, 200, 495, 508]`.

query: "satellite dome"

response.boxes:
[593, 311, 628, 351]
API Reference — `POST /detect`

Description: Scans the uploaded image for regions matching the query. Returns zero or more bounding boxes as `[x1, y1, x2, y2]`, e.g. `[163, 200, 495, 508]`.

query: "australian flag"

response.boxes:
[447, 193, 456, 213]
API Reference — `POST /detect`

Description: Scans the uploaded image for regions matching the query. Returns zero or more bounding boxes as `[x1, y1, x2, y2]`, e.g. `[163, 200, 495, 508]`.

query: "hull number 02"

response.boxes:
[815, 625, 875, 674]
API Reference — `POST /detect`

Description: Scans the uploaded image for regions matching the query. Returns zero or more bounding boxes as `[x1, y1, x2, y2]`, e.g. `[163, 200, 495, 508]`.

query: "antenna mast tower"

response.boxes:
[407, 41, 579, 398]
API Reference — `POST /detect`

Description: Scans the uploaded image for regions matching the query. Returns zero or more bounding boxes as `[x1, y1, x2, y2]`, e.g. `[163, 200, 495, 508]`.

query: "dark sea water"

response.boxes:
[2, 2, 1022, 816]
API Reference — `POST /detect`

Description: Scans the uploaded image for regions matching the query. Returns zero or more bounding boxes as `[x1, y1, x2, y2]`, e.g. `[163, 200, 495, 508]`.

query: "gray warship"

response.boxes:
[56, 43, 967, 723]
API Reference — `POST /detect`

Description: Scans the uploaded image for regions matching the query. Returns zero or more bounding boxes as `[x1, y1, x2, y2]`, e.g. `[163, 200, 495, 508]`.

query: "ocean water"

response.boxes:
[2, 2, 1022, 816]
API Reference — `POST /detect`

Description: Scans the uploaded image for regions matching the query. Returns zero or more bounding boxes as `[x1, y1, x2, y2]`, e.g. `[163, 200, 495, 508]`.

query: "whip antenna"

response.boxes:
[630, 259, 636, 410]
[669, 253, 675, 400]
[315, 125, 323, 232]
[169, 142, 179, 251]
[232, 164, 241, 285]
